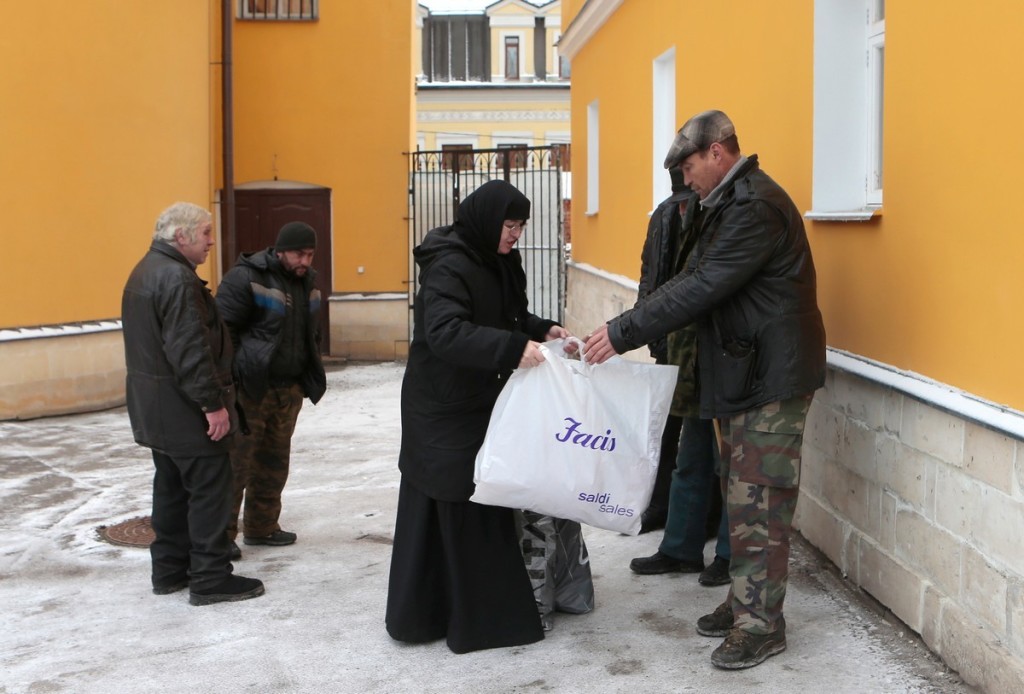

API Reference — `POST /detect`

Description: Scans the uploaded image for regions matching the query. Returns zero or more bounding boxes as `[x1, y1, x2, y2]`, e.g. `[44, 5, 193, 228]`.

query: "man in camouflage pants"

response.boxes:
[216, 222, 327, 556]
[584, 110, 825, 669]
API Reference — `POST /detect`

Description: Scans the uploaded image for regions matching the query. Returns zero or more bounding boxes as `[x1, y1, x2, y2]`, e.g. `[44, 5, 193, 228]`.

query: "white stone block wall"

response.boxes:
[797, 368, 1024, 692]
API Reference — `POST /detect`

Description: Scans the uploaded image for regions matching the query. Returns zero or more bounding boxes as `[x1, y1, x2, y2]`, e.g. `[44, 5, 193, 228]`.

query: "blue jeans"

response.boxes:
[658, 417, 730, 564]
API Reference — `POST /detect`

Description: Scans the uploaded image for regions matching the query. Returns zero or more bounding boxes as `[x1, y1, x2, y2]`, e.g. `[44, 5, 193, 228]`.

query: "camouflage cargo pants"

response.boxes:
[718, 394, 812, 635]
[228, 384, 303, 540]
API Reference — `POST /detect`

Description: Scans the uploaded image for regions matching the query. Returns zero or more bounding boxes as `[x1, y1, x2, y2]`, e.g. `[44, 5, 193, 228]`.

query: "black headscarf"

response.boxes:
[452, 180, 531, 322]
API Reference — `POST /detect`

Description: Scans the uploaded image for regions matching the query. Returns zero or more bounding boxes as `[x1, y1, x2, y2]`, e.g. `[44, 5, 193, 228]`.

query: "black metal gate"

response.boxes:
[406, 145, 567, 337]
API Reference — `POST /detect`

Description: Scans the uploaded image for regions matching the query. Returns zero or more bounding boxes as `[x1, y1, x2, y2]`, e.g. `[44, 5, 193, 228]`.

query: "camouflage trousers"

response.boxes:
[228, 383, 303, 540]
[718, 394, 812, 635]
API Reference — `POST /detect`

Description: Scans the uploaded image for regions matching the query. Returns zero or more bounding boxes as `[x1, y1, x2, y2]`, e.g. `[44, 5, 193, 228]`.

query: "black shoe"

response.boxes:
[711, 627, 787, 669]
[152, 576, 189, 595]
[243, 530, 297, 546]
[638, 510, 666, 535]
[698, 555, 730, 586]
[229, 541, 242, 560]
[189, 575, 265, 606]
[629, 551, 703, 575]
[696, 601, 735, 637]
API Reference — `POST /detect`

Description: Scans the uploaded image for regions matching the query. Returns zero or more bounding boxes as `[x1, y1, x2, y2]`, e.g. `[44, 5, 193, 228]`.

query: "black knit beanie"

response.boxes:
[275, 222, 317, 251]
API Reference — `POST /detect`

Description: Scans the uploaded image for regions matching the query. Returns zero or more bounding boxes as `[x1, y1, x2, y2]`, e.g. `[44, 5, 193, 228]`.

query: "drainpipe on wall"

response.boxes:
[222, 0, 236, 269]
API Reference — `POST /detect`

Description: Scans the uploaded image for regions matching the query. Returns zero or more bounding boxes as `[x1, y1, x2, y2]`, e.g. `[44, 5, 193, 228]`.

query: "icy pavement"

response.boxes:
[0, 362, 974, 693]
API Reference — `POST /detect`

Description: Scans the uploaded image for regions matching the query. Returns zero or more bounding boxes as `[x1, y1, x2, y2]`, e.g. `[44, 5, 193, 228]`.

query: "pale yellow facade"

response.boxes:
[560, 1, 1024, 689]
[415, 0, 569, 153]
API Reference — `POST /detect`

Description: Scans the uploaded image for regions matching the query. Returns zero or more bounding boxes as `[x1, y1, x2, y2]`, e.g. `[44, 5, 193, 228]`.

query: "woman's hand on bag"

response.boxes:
[545, 325, 570, 341]
[583, 324, 618, 364]
[519, 340, 545, 368]
[545, 325, 581, 355]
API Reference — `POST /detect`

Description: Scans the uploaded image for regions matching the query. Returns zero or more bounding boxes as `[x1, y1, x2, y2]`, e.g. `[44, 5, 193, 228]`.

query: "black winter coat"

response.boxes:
[635, 198, 680, 362]
[215, 249, 327, 404]
[121, 241, 237, 456]
[609, 155, 826, 418]
[636, 191, 700, 362]
[399, 181, 557, 502]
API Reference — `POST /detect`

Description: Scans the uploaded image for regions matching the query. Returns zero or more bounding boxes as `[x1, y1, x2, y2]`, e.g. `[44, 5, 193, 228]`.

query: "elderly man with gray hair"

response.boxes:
[121, 202, 264, 606]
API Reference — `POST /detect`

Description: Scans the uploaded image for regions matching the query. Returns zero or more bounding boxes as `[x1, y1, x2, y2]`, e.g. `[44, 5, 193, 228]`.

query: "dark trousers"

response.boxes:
[386, 477, 544, 654]
[660, 417, 730, 563]
[229, 384, 303, 540]
[150, 450, 233, 591]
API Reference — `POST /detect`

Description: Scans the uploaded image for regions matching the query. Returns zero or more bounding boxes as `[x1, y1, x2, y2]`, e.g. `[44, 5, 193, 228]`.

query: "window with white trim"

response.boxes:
[652, 47, 676, 210]
[504, 36, 521, 80]
[587, 100, 599, 215]
[809, 0, 885, 220]
[238, 0, 317, 21]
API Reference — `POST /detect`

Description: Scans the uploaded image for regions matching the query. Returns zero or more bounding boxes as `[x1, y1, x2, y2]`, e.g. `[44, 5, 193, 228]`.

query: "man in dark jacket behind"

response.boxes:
[215, 222, 326, 556]
[632, 167, 689, 534]
[584, 110, 826, 670]
[122, 202, 264, 606]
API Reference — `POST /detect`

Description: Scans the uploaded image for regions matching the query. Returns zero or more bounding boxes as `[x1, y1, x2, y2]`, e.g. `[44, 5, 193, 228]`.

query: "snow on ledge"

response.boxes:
[829, 348, 1024, 439]
[0, 320, 123, 343]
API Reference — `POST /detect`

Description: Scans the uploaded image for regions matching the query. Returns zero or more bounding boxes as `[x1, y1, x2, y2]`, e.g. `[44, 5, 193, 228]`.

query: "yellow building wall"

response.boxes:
[814, 1, 1024, 409]
[570, 2, 810, 278]
[232, 1, 414, 294]
[0, 2, 216, 329]
[569, 0, 1024, 409]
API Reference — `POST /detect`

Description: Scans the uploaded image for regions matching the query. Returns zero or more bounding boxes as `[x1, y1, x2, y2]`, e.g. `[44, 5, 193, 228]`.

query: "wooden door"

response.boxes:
[222, 188, 332, 354]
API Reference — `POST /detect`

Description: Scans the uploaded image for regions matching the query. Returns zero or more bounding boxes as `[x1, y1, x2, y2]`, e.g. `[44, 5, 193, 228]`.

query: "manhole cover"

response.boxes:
[98, 516, 154, 547]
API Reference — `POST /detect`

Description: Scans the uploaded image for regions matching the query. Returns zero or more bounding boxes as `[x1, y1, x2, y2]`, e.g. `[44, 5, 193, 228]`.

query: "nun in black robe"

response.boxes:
[385, 179, 567, 654]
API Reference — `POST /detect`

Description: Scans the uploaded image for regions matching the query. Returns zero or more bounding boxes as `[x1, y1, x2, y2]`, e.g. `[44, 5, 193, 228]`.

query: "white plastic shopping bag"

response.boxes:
[471, 338, 678, 535]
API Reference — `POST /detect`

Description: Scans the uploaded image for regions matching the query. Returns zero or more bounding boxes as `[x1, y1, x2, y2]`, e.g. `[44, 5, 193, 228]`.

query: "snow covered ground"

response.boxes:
[0, 362, 972, 693]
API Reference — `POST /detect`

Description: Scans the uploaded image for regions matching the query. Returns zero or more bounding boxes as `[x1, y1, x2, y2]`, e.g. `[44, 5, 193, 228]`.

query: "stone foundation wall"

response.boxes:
[327, 293, 409, 362]
[0, 328, 126, 420]
[797, 367, 1024, 692]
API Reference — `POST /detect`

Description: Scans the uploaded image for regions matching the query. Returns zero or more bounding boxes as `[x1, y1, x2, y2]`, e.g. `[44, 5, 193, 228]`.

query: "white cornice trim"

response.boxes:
[557, 0, 624, 60]
[828, 349, 1024, 440]
[418, 109, 570, 122]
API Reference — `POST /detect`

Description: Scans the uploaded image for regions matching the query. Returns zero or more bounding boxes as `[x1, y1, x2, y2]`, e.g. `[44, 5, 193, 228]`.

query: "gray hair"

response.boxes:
[153, 202, 212, 243]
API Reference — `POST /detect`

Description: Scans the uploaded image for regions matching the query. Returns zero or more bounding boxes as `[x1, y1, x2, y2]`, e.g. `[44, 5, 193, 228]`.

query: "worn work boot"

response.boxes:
[696, 601, 735, 637]
[243, 530, 297, 546]
[698, 555, 731, 586]
[629, 551, 703, 575]
[710, 626, 787, 670]
[189, 575, 265, 606]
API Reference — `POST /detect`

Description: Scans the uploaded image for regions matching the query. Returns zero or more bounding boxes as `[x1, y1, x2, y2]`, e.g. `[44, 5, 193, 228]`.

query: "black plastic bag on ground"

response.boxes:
[517, 510, 595, 630]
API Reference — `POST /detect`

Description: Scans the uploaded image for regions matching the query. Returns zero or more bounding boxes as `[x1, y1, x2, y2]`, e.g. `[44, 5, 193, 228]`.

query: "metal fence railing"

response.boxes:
[406, 145, 568, 336]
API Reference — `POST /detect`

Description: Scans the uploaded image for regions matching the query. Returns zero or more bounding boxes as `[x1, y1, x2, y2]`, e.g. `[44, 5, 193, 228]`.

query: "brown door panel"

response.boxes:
[223, 188, 332, 354]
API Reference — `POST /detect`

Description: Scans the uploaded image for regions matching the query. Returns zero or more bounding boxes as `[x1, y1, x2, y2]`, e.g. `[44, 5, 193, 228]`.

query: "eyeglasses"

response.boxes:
[503, 221, 527, 232]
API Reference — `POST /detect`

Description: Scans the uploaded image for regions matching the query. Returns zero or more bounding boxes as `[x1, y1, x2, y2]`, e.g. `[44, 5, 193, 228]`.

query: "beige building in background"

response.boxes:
[415, 0, 569, 154]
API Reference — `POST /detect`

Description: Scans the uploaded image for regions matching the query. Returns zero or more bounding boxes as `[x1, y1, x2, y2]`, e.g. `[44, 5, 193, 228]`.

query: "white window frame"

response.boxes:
[587, 100, 600, 215]
[866, 2, 885, 206]
[652, 47, 676, 211]
[808, 0, 885, 221]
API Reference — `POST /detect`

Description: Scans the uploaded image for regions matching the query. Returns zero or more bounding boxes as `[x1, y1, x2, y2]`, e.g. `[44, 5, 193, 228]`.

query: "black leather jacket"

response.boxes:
[121, 241, 237, 456]
[215, 249, 327, 404]
[608, 155, 826, 417]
